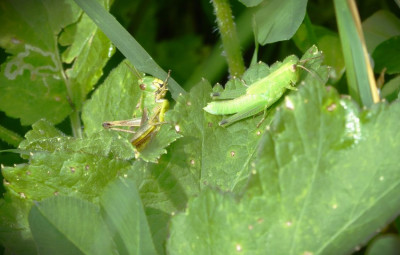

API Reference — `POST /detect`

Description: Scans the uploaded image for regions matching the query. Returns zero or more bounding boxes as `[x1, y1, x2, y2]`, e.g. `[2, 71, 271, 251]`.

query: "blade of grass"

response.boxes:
[333, 0, 379, 107]
[72, 0, 186, 99]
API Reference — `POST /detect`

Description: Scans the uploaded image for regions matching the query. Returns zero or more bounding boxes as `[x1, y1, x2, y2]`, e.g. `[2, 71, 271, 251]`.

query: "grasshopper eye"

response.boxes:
[140, 83, 147, 90]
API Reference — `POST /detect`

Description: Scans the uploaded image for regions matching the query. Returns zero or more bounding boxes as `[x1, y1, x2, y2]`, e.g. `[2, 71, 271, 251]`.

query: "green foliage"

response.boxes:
[1, 0, 399, 254]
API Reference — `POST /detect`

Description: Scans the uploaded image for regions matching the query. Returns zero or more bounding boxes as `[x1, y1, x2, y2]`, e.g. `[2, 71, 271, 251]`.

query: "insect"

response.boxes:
[203, 48, 323, 127]
[102, 63, 170, 153]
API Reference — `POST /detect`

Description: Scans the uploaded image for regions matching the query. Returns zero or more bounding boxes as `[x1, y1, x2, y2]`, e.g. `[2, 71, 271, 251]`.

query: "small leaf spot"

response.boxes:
[26, 171, 31, 175]
[302, 252, 313, 255]
[248, 225, 253, 230]
[4, 180, 9, 185]
[256, 131, 261, 136]
[379, 176, 384, 181]
[70, 167, 76, 173]
[235, 244, 242, 252]
[190, 159, 195, 166]
[29, 152, 34, 156]
[175, 124, 181, 132]
[20, 193, 26, 199]
[54, 191, 59, 196]
[251, 169, 257, 175]
[285, 221, 292, 227]
[171, 211, 176, 216]
[257, 218, 264, 224]
[123, 174, 128, 178]
[57, 137, 61, 141]
[332, 204, 338, 209]
[230, 151, 235, 157]
[186, 101, 192, 106]
[85, 165, 90, 170]
[208, 122, 213, 127]
[354, 246, 361, 251]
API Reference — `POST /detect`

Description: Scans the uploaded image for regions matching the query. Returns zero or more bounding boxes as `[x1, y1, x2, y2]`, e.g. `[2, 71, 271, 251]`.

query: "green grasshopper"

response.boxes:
[102, 63, 170, 153]
[203, 46, 323, 126]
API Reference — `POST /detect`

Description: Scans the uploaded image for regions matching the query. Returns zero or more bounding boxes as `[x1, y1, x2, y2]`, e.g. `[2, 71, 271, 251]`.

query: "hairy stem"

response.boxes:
[212, 0, 246, 77]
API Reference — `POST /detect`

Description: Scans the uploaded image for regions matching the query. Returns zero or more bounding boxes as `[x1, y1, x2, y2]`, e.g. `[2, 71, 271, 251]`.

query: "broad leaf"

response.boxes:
[101, 178, 158, 255]
[254, 0, 307, 45]
[167, 76, 400, 254]
[29, 196, 117, 255]
[0, 0, 113, 125]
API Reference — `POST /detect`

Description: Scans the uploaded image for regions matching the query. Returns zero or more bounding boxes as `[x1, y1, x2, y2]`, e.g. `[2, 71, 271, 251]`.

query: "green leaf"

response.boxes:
[372, 35, 400, 74]
[167, 79, 400, 254]
[82, 60, 180, 162]
[100, 178, 158, 255]
[72, 0, 186, 99]
[0, 120, 132, 252]
[137, 124, 182, 163]
[59, 0, 115, 110]
[293, 22, 345, 83]
[381, 76, 400, 102]
[254, 0, 307, 45]
[82, 59, 142, 136]
[238, 0, 263, 7]
[366, 234, 400, 255]
[29, 196, 117, 255]
[0, 0, 113, 126]
[362, 10, 400, 53]
[0, 0, 81, 125]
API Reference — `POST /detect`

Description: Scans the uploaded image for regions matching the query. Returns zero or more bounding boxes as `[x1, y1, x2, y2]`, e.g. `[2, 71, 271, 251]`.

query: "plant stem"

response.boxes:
[0, 125, 23, 147]
[212, 0, 246, 77]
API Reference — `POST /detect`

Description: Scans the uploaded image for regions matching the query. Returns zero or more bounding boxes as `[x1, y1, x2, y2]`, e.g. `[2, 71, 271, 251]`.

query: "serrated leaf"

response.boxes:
[136, 124, 182, 163]
[0, 119, 132, 252]
[60, 0, 115, 109]
[0, 0, 113, 125]
[100, 178, 158, 255]
[167, 78, 400, 254]
[0, 0, 81, 125]
[29, 196, 117, 255]
[82, 59, 181, 162]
